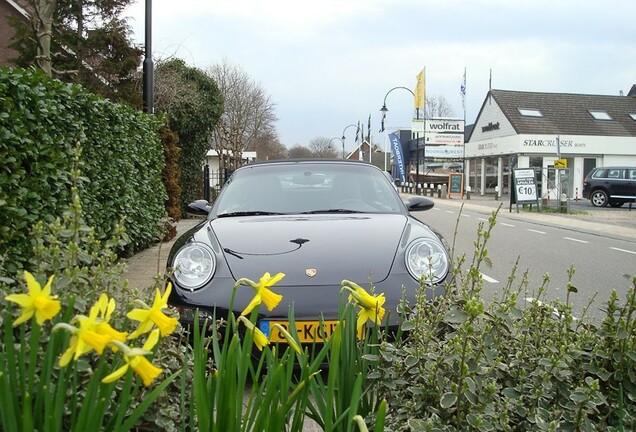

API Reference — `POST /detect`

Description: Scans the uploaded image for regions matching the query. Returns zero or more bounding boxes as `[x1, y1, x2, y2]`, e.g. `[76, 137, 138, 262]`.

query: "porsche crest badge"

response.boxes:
[305, 268, 317, 277]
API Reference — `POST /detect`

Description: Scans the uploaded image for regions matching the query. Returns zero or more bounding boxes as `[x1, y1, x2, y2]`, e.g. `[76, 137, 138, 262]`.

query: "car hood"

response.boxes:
[210, 214, 408, 286]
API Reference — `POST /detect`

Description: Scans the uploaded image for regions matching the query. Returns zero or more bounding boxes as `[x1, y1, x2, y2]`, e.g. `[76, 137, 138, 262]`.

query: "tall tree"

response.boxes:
[309, 137, 339, 158]
[9, 0, 143, 106]
[207, 59, 278, 171]
[288, 145, 313, 159]
[425, 95, 455, 118]
[154, 58, 223, 209]
[252, 130, 288, 161]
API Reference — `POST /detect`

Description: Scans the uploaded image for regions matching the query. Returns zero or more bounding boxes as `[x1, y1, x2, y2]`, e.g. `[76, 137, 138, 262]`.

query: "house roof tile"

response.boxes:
[489, 89, 636, 137]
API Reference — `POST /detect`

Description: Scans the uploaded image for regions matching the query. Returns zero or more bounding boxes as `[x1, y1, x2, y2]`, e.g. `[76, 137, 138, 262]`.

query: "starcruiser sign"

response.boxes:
[424, 119, 465, 145]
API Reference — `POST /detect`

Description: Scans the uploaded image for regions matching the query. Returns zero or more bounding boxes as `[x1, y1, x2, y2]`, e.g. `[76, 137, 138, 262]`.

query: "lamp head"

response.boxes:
[380, 104, 388, 113]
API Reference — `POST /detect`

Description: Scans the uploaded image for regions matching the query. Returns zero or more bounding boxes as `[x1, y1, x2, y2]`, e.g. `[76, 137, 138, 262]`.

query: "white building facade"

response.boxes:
[465, 88, 636, 199]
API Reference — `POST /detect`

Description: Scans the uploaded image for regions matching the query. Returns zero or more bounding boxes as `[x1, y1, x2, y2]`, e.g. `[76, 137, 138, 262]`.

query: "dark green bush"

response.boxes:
[0, 66, 167, 278]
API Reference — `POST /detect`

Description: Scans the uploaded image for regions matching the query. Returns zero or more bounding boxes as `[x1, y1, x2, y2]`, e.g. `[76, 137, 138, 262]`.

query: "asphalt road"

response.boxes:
[411, 198, 636, 323]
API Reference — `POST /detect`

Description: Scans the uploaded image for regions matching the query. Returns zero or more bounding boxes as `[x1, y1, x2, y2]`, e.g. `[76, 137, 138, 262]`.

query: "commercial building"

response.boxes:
[465, 87, 636, 199]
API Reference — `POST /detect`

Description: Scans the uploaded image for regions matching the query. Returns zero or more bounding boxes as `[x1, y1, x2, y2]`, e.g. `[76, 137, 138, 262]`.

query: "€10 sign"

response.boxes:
[513, 168, 538, 203]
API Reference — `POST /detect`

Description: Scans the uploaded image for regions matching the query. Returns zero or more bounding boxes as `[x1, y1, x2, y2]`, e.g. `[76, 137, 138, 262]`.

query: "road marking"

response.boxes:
[478, 217, 488, 222]
[501, 222, 515, 227]
[445, 210, 454, 214]
[564, 237, 589, 244]
[527, 229, 546, 235]
[525, 297, 578, 321]
[465, 270, 499, 283]
[460, 214, 471, 218]
[610, 247, 636, 255]
[433, 207, 441, 211]
[481, 273, 499, 283]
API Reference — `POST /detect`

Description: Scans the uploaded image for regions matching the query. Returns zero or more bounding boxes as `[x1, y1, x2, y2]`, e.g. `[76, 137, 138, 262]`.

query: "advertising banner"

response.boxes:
[425, 146, 464, 159]
[424, 119, 465, 145]
[388, 132, 407, 183]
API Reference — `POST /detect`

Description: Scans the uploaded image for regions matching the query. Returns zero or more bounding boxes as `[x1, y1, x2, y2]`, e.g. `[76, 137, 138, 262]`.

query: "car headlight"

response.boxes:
[173, 242, 215, 290]
[405, 238, 449, 284]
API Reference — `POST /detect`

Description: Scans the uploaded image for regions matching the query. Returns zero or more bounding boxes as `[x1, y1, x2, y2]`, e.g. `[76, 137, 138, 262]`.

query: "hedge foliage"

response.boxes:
[0, 66, 167, 278]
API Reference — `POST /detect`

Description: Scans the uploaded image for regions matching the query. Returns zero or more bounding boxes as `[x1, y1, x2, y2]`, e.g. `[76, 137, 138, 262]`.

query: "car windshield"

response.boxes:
[215, 162, 404, 216]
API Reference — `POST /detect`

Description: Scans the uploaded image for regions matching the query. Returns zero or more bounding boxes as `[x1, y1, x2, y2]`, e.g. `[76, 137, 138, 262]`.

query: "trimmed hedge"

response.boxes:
[0, 66, 167, 277]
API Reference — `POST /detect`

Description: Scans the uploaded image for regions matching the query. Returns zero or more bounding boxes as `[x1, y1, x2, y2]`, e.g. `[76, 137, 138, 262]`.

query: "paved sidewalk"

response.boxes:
[120, 217, 202, 292]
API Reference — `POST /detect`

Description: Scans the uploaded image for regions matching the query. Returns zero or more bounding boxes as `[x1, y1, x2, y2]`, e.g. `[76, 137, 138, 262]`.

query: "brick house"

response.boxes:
[0, 0, 29, 66]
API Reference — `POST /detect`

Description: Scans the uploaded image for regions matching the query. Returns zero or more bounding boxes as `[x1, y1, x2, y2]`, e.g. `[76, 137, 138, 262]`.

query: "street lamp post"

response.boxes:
[143, 0, 154, 114]
[329, 137, 344, 159]
[380, 87, 422, 194]
[341, 124, 360, 159]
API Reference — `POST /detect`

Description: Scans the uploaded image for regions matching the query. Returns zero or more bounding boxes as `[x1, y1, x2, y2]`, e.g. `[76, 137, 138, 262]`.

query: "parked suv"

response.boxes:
[582, 167, 636, 207]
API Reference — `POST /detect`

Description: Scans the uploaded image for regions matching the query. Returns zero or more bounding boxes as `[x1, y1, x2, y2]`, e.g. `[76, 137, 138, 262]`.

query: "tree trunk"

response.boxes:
[35, 0, 57, 76]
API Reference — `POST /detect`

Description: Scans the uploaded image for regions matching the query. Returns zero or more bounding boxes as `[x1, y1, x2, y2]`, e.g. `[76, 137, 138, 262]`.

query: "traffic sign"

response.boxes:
[554, 159, 567, 169]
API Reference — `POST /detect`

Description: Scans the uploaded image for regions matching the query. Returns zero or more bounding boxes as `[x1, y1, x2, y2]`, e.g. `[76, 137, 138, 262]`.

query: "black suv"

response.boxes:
[582, 166, 636, 207]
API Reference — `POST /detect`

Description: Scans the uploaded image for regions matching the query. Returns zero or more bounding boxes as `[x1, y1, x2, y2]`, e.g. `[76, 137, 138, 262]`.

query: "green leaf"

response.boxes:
[440, 392, 457, 408]
[444, 308, 468, 324]
[570, 391, 588, 403]
[401, 320, 415, 331]
[405, 356, 418, 368]
[503, 388, 521, 399]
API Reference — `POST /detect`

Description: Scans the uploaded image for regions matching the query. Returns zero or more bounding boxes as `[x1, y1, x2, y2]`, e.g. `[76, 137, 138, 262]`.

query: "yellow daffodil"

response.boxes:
[341, 280, 386, 330]
[127, 283, 179, 339]
[238, 316, 270, 351]
[55, 294, 127, 366]
[234, 272, 284, 316]
[271, 323, 303, 355]
[5, 271, 61, 327]
[102, 329, 163, 387]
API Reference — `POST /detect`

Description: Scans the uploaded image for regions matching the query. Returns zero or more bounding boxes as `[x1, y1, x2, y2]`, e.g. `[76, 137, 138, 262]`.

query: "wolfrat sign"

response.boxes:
[424, 119, 465, 145]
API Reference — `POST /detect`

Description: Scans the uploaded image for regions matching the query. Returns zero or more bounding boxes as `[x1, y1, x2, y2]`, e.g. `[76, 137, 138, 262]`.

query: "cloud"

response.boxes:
[125, 0, 636, 147]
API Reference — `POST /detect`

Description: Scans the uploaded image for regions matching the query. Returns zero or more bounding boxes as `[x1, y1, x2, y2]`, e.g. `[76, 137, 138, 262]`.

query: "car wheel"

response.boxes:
[609, 201, 624, 208]
[590, 190, 608, 207]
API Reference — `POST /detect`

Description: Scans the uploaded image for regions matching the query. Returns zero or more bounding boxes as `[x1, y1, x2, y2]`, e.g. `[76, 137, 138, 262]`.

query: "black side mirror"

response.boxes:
[187, 200, 212, 216]
[406, 196, 434, 212]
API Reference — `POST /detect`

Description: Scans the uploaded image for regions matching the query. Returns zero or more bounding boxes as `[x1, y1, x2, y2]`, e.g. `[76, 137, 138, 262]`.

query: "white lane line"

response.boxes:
[460, 214, 471, 218]
[478, 217, 488, 222]
[527, 229, 546, 235]
[465, 270, 499, 283]
[445, 210, 454, 214]
[564, 237, 589, 244]
[525, 297, 578, 321]
[610, 247, 636, 255]
[433, 207, 441, 211]
[481, 273, 499, 283]
[501, 222, 515, 227]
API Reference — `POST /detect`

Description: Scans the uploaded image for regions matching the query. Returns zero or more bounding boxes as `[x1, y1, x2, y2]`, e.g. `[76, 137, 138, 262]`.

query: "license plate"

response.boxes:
[259, 320, 340, 343]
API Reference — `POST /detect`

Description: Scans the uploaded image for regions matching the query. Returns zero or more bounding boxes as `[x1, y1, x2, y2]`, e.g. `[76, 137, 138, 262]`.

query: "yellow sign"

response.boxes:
[554, 159, 567, 169]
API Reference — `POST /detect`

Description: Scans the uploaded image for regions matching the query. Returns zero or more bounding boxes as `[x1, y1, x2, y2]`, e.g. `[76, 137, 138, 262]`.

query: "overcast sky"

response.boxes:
[125, 0, 635, 151]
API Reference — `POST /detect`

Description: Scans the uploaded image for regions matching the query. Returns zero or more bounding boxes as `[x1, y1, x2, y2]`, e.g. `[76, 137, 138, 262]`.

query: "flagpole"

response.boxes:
[367, 114, 372, 163]
[461, 67, 467, 192]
